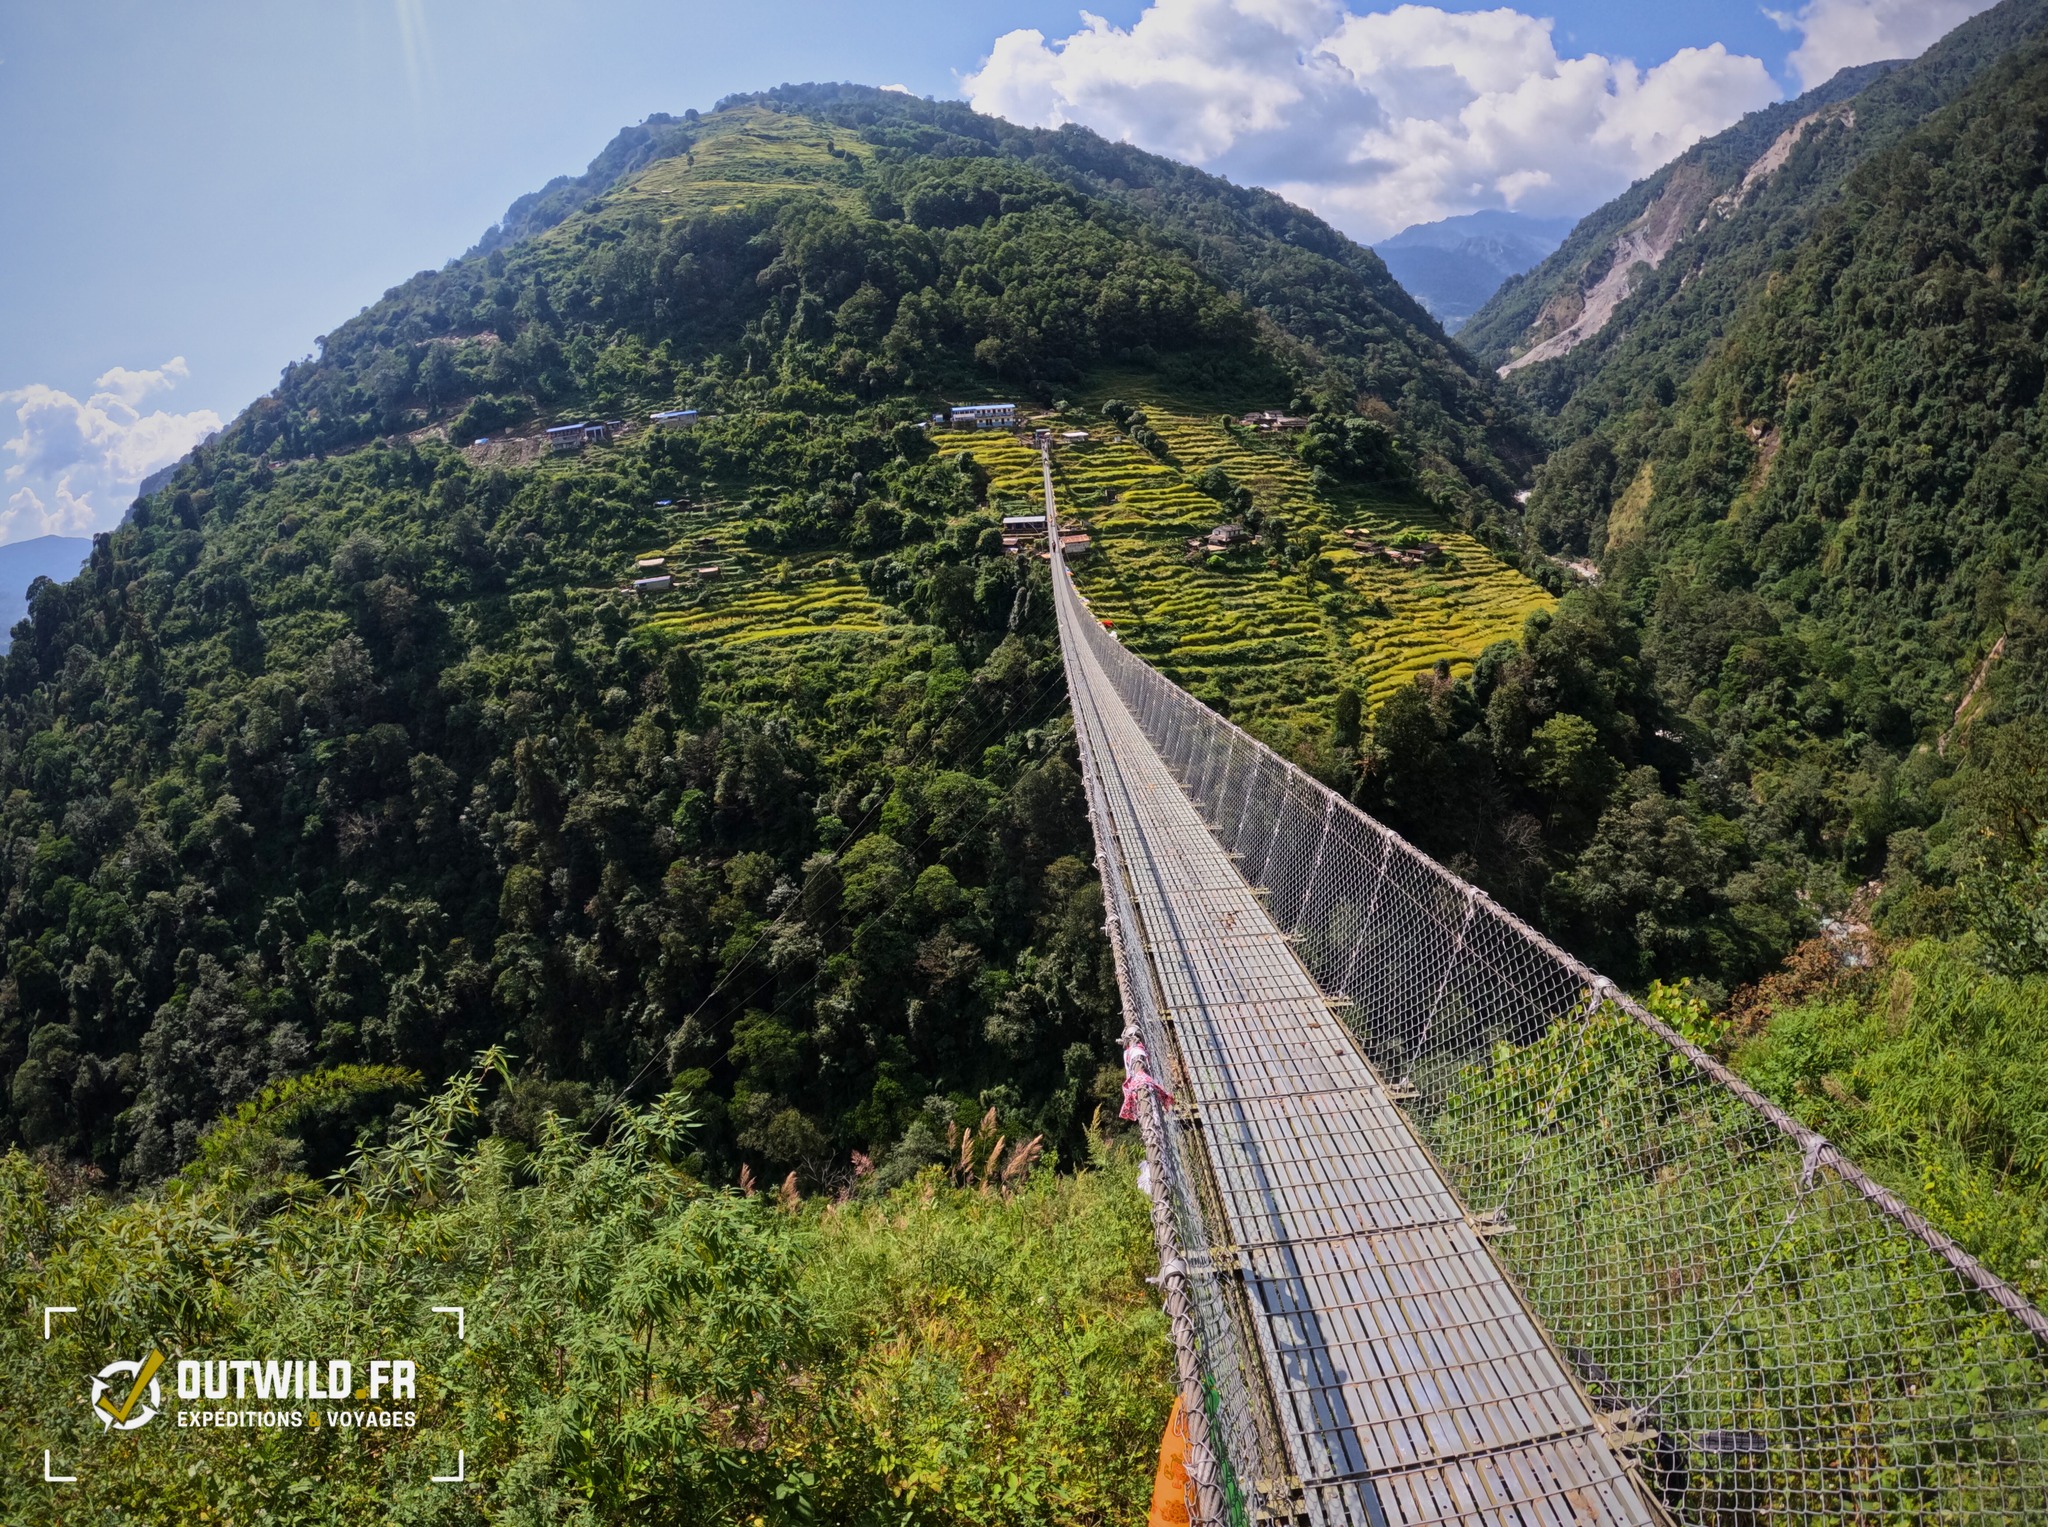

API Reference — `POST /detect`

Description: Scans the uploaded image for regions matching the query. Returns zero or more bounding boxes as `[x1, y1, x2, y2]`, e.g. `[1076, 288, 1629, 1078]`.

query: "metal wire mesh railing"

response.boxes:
[1044, 453, 2048, 1525]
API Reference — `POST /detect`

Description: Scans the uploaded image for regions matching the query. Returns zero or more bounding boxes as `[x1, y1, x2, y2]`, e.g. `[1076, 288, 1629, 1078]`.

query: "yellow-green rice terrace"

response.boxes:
[958, 398, 1549, 735]
[631, 395, 1549, 743]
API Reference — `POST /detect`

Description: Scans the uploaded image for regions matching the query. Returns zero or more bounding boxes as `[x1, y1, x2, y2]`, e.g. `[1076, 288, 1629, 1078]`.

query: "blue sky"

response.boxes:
[0, 0, 1990, 541]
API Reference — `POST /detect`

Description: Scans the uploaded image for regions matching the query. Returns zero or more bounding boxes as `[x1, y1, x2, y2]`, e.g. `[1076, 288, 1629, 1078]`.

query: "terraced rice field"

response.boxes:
[953, 400, 1551, 738]
[652, 560, 892, 647]
[637, 508, 906, 678]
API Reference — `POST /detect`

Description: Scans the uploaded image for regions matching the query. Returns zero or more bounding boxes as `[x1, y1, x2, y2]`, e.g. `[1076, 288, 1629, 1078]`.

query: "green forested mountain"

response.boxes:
[12, 16, 2048, 1516]
[1465, 0, 2048, 418]
[1600, 23, 2048, 963]
[0, 87, 1526, 1185]
[0, 101, 1562, 1511]
[1369, 0, 2048, 1291]
[1379, 0, 2048, 983]
[1458, 58, 1889, 392]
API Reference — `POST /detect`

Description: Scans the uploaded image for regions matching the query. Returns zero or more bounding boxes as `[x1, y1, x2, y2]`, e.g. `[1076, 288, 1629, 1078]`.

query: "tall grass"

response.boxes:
[0, 1066, 1169, 1526]
[1734, 937, 2048, 1301]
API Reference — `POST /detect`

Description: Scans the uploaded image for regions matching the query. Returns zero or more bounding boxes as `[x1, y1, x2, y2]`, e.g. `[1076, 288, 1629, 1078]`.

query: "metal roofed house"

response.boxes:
[650, 409, 699, 429]
[1187, 524, 1251, 557]
[945, 402, 1018, 430]
[631, 574, 673, 594]
[1237, 409, 1311, 432]
[546, 421, 612, 452]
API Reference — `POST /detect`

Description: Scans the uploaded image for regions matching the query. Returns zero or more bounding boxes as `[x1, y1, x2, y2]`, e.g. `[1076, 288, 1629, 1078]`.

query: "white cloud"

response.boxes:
[0, 358, 221, 543]
[1775, 0, 1997, 90]
[964, 1, 1782, 241]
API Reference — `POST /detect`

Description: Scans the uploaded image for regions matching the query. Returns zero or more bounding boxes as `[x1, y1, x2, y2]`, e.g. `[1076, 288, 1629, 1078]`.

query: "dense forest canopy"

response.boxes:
[1614, 30, 2048, 956]
[1434, 6, 2048, 967]
[1369, 0, 2048, 993]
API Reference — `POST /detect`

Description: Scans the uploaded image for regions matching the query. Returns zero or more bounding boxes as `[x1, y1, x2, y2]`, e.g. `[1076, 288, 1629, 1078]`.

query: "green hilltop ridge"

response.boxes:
[0, 85, 1564, 1519]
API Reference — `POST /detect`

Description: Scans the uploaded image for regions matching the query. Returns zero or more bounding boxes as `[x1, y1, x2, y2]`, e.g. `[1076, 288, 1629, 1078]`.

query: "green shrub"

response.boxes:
[0, 1062, 1170, 1525]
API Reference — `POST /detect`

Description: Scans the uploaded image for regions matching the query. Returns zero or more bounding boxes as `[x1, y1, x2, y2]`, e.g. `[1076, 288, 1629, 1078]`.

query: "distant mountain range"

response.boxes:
[1372, 211, 1578, 332]
[0, 534, 90, 637]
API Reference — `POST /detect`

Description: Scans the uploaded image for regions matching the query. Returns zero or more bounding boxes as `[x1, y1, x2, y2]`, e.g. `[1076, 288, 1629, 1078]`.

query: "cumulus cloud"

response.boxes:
[0, 358, 220, 543]
[1775, 0, 1997, 90]
[965, 1, 1781, 241]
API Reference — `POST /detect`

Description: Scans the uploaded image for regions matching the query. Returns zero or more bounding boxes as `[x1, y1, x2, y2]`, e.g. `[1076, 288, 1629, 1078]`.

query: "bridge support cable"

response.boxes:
[1041, 445, 2048, 1523]
[1048, 452, 1663, 1527]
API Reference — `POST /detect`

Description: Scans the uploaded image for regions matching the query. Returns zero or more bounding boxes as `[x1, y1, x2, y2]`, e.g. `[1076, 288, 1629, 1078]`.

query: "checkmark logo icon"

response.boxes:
[89, 1350, 165, 1431]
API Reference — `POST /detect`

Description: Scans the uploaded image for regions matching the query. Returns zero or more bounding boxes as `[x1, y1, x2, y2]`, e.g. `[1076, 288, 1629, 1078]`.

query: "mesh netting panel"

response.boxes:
[1054, 525, 2048, 1524]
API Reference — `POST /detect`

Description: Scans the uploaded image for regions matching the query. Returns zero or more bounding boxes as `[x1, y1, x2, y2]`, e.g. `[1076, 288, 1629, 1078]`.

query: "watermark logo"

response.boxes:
[43, 1304, 463, 1487]
[90, 1350, 165, 1431]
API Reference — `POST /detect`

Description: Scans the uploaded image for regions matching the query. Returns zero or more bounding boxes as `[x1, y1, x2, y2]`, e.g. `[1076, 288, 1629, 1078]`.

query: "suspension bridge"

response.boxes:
[1038, 444, 2048, 1526]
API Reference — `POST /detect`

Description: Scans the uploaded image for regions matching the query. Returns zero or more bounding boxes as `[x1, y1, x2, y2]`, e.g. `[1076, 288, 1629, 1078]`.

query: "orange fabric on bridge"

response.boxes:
[1147, 1393, 1191, 1527]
